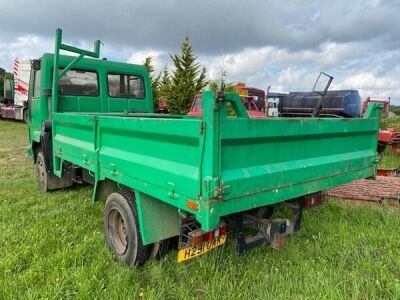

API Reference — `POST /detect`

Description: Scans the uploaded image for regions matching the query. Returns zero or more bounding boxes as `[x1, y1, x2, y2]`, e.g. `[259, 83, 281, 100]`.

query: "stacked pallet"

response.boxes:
[326, 176, 400, 205]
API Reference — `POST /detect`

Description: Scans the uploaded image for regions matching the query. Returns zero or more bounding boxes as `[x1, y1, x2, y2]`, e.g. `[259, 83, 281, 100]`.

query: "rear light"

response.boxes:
[219, 226, 227, 235]
[188, 225, 227, 247]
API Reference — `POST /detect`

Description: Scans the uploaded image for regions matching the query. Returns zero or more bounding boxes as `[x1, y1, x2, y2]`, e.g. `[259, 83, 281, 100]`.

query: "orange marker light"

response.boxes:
[186, 199, 199, 211]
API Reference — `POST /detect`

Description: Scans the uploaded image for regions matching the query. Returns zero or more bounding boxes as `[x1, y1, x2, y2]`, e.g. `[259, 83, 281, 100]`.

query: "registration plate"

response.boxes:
[177, 234, 227, 262]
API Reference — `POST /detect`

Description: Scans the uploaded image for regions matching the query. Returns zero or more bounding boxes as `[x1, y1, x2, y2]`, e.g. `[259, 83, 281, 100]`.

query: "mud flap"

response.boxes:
[134, 191, 180, 245]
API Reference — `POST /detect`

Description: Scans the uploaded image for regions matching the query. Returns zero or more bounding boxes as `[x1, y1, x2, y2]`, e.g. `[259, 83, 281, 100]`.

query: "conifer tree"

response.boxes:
[167, 37, 208, 114]
[156, 66, 171, 112]
[158, 66, 171, 98]
[143, 56, 160, 106]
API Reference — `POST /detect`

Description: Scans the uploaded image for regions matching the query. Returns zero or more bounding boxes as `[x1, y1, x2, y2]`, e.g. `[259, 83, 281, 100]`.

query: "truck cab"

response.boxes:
[2, 59, 31, 122]
[28, 53, 153, 161]
[235, 82, 266, 111]
[266, 92, 287, 117]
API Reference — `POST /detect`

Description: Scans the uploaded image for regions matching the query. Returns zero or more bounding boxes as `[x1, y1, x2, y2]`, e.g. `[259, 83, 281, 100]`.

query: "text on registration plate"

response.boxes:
[177, 234, 227, 262]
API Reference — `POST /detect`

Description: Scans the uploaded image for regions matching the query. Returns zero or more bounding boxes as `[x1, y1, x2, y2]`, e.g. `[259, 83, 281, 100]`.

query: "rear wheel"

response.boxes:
[149, 239, 171, 260]
[103, 190, 149, 266]
[253, 206, 274, 219]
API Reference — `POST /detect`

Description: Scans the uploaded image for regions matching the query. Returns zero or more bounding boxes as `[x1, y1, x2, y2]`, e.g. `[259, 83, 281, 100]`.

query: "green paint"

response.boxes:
[28, 29, 382, 243]
[135, 191, 180, 245]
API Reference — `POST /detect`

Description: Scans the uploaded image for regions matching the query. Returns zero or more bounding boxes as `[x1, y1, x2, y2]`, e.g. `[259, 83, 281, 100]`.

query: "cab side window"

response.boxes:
[58, 69, 98, 96]
[108, 74, 145, 98]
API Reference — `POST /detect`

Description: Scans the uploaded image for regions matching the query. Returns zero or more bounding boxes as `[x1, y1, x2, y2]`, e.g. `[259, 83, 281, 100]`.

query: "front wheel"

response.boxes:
[36, 151, 72, 192]
[36, 151, 50, 192]
[103, 190, 149, 266]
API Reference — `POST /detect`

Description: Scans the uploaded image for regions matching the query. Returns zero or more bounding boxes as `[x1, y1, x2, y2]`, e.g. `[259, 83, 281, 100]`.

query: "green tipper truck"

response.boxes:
[26, 29, 382, 266]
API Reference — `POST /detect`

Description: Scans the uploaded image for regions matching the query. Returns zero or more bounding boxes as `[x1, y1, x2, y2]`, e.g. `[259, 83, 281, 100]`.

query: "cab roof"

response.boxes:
[40, 53, 148, 74]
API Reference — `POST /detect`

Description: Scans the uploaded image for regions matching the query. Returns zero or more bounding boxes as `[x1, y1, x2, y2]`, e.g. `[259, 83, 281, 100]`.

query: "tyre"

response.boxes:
[36, 151, 50, 192]
[253, 205, 274, 219]
[103, 190, 149, 266]
[36, 151, 73, 192]
[149, 239, 171, 260]
[377, 142, 386, 154]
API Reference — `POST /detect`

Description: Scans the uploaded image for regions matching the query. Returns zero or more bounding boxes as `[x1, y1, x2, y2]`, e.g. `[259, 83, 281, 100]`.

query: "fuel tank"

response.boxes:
[279, 90, 362, 118]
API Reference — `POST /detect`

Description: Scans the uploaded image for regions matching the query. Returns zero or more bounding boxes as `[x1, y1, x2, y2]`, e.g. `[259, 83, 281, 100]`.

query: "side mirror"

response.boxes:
[31, 59, 41, 71]
[42, 88, 52, 96]
[3, 79, 14, 101]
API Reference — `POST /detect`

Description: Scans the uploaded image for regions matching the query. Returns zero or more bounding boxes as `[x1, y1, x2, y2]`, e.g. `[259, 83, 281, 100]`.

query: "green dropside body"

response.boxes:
[28, 31, 382, 245]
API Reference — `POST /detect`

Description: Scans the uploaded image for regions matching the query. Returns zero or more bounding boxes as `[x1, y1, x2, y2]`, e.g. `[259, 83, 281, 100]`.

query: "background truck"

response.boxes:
[1, 59, 30, 122]
[276, 91, 398, 154]
[266, 92, 287, 117]
[187, 92, 266, 118]
[235, 82, 266, 111]
[362, 97, 400, 154]
[188, 83, 266, 118]
[26, 29, 382, 266]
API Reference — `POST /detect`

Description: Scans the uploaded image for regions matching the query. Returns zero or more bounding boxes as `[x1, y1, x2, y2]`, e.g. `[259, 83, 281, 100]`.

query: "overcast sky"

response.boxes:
[0, 0, 399, 103]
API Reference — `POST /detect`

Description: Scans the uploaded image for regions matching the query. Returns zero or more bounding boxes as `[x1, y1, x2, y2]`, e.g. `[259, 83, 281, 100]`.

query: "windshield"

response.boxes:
[248, 91, 264, 102]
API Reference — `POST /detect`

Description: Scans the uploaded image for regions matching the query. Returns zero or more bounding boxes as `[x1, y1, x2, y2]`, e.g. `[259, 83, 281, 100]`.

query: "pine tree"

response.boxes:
[167, 36, 208, 114]
[157, 66, 171, 112]
[158, 66, 171, 98]
[143, 56, 160, 107]
[144, 56, 155, 76]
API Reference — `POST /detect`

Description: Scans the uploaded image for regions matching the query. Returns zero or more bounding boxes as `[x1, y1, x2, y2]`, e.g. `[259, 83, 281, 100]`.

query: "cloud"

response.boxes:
[205, 38, 400, 103]
[0, 0, 398, 55]
[0, 0, 399, 103]
[0, 35, 52, 70]
[127, 50, 167, 74]
[335, 72, 399, 100]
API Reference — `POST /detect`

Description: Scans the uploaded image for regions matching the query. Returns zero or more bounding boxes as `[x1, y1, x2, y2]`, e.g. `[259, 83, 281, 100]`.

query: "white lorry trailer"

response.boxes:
[1, 58, 31, 122]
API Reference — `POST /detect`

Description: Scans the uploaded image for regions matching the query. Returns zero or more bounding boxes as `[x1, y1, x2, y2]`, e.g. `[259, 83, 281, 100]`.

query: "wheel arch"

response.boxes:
[93, 179, 119, 203]
[31, 141, 41, 163]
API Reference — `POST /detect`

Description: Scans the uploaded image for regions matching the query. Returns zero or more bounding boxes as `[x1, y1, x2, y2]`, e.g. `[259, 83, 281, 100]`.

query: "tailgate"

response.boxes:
[200, 92, 382, 218]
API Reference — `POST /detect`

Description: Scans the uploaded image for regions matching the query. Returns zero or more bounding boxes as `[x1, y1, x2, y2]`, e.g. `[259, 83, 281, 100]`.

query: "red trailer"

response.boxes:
[187, 93, 266, 118]
[188, 83, 267, 118]
[362, 97, 400, 154]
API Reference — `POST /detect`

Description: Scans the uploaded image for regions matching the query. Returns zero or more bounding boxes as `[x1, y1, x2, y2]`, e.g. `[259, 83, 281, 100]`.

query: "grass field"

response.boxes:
[1, 120, 400, 299]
